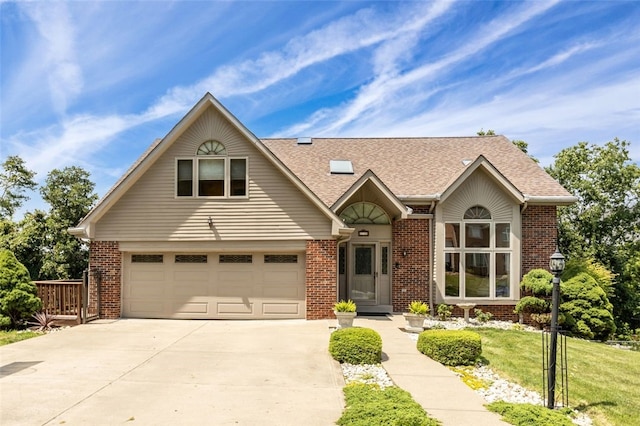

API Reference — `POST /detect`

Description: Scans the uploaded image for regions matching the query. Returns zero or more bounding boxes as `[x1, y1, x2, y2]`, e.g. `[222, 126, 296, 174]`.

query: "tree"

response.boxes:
[477, 129, 538, 162]
[0, 156, 37, 219]
[0, 249, 42, 328]
[7, 211, 48, 279]
[547, 139, 640, 329]
[39, 167, 98, 279]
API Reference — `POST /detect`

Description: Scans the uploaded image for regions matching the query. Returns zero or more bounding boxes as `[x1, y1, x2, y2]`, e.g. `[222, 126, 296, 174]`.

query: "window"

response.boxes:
[175, 255, 207, 263]
[132, 254, 163, 263]
[339, 202, 390, 224]
[177, 140, 247, 198]
[444, 205, 512, 299]
[219, 254, 252, 263]
[264, 255, 298, 263]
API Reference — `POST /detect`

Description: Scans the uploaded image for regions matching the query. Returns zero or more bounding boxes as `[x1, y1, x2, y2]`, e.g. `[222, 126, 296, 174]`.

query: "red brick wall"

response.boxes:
[89, 241, 121, 319]
[439, 304, 519, 322]
[392, 218, 430, 312]
[306, 240, 337, 320]
[521, 205, 558, 276]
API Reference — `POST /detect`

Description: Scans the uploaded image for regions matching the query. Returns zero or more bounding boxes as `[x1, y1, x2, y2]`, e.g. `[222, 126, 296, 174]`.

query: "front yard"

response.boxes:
[0, 330, 41, 346]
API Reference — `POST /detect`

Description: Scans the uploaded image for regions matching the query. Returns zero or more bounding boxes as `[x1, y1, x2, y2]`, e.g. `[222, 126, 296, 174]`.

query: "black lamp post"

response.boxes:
[547, 248, 565, 409]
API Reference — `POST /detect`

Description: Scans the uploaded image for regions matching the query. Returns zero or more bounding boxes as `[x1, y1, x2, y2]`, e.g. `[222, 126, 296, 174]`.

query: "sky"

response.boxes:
[1, 0, 639, 218]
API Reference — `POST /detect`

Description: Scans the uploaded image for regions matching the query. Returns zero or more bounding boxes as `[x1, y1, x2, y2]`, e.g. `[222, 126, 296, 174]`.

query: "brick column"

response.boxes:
[392, 218, 430, 312]
[89, 241, 121, 319]
[305, 240, 337, 320]
[521, 205, 558, 276]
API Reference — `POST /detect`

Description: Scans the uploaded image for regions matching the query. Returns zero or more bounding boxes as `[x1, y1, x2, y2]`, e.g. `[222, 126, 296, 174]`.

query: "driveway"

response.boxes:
[0, 319, 345, 426]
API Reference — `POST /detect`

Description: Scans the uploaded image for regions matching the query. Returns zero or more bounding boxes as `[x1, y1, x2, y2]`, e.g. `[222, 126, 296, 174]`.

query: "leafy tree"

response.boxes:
[0, 249, 42, 328]
[546, 139, 640, 329]
[7, 211, 48, 279]
[38, 167, 97, 279]
[0, 156, 37, 219]
[477, 129, 538, 162]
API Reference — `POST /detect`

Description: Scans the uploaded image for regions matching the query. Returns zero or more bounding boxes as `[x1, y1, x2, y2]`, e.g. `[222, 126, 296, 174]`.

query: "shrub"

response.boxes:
[417, 330, 481, 366]
[0, 249, 42, 329]
[562, 257, 615, 297]
[487, 402, 574, 426]
[561, 272, 616, 340]
[329, 327, 382, 364]
[520, 269, 553, 296]
[474, 308, 493, 323]
[337, 383, 439, 426]
[514, 296, 549, 315]
[408, 300, 428, 315]
[437, 304, 453, 321]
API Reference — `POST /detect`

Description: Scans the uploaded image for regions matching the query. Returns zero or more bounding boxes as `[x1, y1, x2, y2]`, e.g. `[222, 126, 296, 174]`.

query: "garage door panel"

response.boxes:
[124, 252, 305, 319]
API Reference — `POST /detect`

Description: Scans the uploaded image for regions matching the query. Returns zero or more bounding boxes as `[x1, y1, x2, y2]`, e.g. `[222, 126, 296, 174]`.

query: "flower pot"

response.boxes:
[403, 313, 425, 333]
[334, 311, 357, 328]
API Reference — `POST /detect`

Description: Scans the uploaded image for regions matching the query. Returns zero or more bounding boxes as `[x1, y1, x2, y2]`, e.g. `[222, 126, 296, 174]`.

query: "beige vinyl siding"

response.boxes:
[95, 106, 332, 241]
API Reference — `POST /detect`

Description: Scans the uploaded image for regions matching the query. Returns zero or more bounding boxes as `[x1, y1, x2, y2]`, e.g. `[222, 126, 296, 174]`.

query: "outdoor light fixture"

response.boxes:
[358, 230, 369, 237]
[208, 216, 214, 230]
[402, 250, 407, 257]
[547, 247, 566, 409]
[549, 249, 566, 275]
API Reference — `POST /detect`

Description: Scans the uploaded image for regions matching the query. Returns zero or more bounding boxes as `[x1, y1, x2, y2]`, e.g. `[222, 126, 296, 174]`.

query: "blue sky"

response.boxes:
[1, 0, 639, 217]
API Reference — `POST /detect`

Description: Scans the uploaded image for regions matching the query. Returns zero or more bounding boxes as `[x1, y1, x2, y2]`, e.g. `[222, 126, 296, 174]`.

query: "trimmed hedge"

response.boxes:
[329, 327, 382, 364]
[417, 330, 481, 366]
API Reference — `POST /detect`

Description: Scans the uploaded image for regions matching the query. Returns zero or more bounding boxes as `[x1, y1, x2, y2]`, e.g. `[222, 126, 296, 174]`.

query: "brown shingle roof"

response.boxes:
[262, 135, 571, 207]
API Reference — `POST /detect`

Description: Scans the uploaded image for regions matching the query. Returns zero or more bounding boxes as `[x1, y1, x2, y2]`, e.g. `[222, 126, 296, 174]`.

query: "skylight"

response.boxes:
[330, 160, 354, 174]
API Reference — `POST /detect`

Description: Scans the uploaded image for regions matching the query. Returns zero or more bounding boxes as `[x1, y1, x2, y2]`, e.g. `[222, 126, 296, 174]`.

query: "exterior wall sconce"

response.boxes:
[208, 216, 214, 230]
[402, 250, 407, 257]
[358, 230, 369, 237]
[394, 262, 400, 269]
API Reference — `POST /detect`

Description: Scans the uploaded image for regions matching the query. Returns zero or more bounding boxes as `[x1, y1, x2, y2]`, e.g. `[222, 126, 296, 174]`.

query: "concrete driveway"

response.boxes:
[0, 319, 345, 426]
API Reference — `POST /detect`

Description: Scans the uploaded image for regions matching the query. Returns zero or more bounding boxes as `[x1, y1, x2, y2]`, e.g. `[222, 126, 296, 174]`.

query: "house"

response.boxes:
[70, 93, 576, 321]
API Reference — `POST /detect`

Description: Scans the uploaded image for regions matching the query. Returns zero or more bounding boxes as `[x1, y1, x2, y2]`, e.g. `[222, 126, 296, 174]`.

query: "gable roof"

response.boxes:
[71, 93, 348, 238]
[262, 136, 576, 207]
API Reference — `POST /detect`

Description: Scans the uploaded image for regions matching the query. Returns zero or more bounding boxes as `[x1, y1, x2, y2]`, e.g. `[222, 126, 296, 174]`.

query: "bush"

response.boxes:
[408, 300, 428, 315]
[437, 304, 453, 321]
[334, 299, 357, 312]
[514, 296, 549, 315]
[337, 383, 439, 426]
[520, 269, 553, 296]
[0, 249, 42, 329]
[474, 308, 493, 323]
[417, 330, 481, 366]
[329, 327, 382, 364]
[561, 272, 616, 340]
[487, 402, 574, 426]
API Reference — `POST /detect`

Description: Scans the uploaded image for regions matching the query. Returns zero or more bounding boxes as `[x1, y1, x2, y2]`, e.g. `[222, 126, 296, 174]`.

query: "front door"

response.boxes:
[349, 244, 377, 305]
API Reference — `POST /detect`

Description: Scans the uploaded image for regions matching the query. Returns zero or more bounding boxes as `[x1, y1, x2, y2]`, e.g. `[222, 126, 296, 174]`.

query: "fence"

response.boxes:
[33, 270, 97, 324]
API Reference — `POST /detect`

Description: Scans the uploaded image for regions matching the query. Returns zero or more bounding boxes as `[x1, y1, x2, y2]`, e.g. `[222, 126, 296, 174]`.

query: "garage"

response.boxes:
[122, 252, 306, 319]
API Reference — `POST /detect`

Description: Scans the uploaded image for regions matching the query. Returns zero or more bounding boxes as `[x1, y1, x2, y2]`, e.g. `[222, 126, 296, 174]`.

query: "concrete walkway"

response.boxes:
[355, 315, 508, 425]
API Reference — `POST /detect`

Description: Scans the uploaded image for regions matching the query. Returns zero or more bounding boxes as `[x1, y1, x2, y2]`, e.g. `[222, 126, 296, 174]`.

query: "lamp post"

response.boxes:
[547, 248, 565, 409]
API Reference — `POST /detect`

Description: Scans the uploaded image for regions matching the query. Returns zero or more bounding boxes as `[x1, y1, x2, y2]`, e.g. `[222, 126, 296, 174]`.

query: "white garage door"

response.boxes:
[122, 252, 306, 319]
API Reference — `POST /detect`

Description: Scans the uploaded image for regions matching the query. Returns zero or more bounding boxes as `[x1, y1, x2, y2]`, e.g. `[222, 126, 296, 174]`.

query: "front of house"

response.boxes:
[70, 93, 576, 321]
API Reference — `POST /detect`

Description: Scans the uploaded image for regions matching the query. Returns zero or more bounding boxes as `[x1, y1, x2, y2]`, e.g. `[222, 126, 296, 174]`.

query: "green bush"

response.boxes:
[436, 304, 453, 321]
[329, 327, 382, 364]
[408, 300, 428, 315]
[337, 383, 439, 426]
[0, 249, 42, 329]
[474, 308, 493, 323]
[487, 402, 574, 426]
[561, 272, 616, 341]
[334, 299, 357, 312]
[417, 330, 481, 366]
[520, 269, 553, 296]
[514, 296, 549, 314]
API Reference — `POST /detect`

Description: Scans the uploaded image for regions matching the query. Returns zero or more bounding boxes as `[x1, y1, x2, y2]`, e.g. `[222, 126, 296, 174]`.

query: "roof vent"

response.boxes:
[462, 159, 472, 166]
[330, 160, 354, 174]
[297, 137, 312, 145]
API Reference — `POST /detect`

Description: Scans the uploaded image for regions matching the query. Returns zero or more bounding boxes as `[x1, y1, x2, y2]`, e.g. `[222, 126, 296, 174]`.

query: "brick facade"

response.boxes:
[89, 241, 121, 319]
[305, 240, 337, 320]
[439, 303, 519, 322]
[521, 205, 558, 275]
[392, 218, 430, 312]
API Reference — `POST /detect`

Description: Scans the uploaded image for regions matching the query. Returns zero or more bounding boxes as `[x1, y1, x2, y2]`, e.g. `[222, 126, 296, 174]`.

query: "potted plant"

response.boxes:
[404, 300, 428, 332]
[334, 299, 357, 328]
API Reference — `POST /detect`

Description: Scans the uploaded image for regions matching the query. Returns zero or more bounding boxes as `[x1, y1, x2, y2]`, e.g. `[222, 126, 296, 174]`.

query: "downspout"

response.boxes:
[428, 200, 436, 315]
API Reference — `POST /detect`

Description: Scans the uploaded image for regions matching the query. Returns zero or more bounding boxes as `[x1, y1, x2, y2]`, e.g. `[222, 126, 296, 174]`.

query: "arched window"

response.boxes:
[340, 202, 390, 224]
[444, 205, 512, 299]
[197, 140, 226, 156]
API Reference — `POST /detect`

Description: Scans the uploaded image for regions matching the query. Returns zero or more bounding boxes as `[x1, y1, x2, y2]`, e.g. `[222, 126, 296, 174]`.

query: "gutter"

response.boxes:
[523, 195, 578, 206]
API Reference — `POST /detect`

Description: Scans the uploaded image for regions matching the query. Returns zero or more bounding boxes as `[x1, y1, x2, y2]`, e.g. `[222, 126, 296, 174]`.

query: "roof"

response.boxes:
[261, 136, 574, 207]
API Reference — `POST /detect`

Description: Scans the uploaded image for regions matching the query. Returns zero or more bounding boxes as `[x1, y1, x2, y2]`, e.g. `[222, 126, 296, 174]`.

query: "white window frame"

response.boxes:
[175, 157, 248, 199]
[444, 212, 513, 300]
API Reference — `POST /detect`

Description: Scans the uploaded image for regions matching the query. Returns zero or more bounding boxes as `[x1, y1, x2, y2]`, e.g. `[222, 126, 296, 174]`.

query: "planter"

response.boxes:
[334, 311, 357, 328]
[403, 313, 426, 333]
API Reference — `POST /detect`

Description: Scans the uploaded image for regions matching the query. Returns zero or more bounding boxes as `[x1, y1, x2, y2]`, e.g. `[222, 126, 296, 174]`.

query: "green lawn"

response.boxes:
[474, 328, 640, 426]
[0, 330, 41, 346]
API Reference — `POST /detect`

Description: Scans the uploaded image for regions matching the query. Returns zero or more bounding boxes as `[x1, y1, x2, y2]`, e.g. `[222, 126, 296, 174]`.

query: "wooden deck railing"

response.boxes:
[34, 280, 84, 324]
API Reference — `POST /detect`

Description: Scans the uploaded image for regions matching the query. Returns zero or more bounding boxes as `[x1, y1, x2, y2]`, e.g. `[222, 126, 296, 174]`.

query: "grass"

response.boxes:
[0, 329, 42, 346]
[337, 383, 440, 426]
[474, 328, 640, 426]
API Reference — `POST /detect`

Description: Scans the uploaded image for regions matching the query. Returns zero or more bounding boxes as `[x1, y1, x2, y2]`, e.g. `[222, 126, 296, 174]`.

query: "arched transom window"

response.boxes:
[444, 205, 512, 299]
[340, 202, 390, 224]
[176, 140, 247, 198]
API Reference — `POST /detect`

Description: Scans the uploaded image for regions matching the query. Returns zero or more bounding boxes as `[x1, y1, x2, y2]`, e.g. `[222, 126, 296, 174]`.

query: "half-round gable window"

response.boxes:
[464, 205, 491, 220]
[340, 202, 390, 224]
[197, 140, 227, 156]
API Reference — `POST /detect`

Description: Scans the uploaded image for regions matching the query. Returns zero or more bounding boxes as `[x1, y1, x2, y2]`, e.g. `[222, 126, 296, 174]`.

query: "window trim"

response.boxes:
[175, 156, 249, 199]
